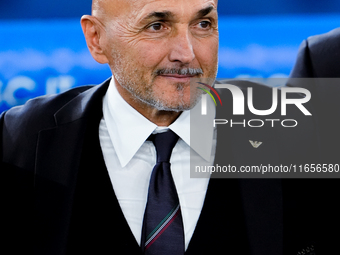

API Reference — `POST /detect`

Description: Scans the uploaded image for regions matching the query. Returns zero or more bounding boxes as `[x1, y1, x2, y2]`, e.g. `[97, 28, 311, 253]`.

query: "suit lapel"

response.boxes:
[33, 80, 111, 254]
[34, 119, 88, 254]
[67, 104, 142, 255]
[34, 79, 111, 186]
[34, 78, 142, 254]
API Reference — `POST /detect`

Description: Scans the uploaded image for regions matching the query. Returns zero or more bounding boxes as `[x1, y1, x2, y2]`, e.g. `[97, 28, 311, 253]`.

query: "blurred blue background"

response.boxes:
[1, 0, 340, 112]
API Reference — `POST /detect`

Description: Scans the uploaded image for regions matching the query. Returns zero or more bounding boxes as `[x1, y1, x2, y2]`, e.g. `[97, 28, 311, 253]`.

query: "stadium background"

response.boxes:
[0, 0, 339, 112]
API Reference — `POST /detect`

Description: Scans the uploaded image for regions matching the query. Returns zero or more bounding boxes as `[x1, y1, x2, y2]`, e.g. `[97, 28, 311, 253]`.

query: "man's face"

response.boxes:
[101, 0, 219, 112]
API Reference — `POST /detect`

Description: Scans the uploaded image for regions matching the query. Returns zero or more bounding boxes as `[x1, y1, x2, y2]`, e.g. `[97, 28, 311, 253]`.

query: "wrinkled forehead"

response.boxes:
[92, 0, 218, 21]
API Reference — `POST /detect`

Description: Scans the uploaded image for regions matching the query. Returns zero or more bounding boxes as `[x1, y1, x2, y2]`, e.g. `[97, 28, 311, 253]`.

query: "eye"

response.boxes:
[147, 22, 164, 32]
[191, 20, 213, 36]
[198, 20, 211, 29]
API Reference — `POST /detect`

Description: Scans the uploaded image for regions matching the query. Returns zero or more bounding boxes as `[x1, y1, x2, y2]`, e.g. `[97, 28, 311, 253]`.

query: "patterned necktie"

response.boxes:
[141, 130, 185, 255]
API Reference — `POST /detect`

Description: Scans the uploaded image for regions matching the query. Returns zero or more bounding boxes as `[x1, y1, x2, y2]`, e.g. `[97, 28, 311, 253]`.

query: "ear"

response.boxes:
[80, 15, 109, 64]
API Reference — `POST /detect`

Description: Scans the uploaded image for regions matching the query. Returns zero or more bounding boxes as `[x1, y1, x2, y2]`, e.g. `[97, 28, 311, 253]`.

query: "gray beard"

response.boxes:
[120, 80, 202, 112]
[113, 65, 204, 112]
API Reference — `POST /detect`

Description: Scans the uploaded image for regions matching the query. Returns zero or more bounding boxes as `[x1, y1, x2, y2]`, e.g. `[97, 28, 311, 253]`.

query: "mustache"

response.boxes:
[155, 68, 204, 76]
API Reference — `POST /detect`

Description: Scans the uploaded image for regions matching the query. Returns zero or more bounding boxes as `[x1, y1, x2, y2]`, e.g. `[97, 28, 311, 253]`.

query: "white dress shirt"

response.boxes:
[99, 77, 216, 250]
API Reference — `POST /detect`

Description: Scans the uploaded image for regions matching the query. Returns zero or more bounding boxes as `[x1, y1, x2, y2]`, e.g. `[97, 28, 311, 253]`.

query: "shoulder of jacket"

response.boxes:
[307, 27, 340, 49]
[2, 85, 94, 132]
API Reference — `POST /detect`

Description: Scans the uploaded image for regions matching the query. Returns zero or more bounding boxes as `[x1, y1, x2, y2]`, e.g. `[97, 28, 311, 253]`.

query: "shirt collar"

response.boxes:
[102, 76, 215, 167]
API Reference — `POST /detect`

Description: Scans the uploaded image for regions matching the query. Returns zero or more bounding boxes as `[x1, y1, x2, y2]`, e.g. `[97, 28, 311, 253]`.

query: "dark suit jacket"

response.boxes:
[289, 27, 340, 78]
[1, 78, 340, 255]
[287, 27, 340, 254]
[287, 27, 340, 163]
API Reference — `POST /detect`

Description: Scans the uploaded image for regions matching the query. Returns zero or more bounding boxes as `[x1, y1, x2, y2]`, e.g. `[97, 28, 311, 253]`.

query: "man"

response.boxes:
[2, 1, 340, 255]
[2, 0, 220, 254]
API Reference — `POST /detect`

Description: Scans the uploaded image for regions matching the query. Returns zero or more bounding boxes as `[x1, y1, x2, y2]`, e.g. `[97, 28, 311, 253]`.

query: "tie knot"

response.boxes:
[149, 130, 179, 163]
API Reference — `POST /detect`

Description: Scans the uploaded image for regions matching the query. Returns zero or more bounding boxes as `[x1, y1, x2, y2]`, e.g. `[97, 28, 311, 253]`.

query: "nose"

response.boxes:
[168, 27, 195, 64]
